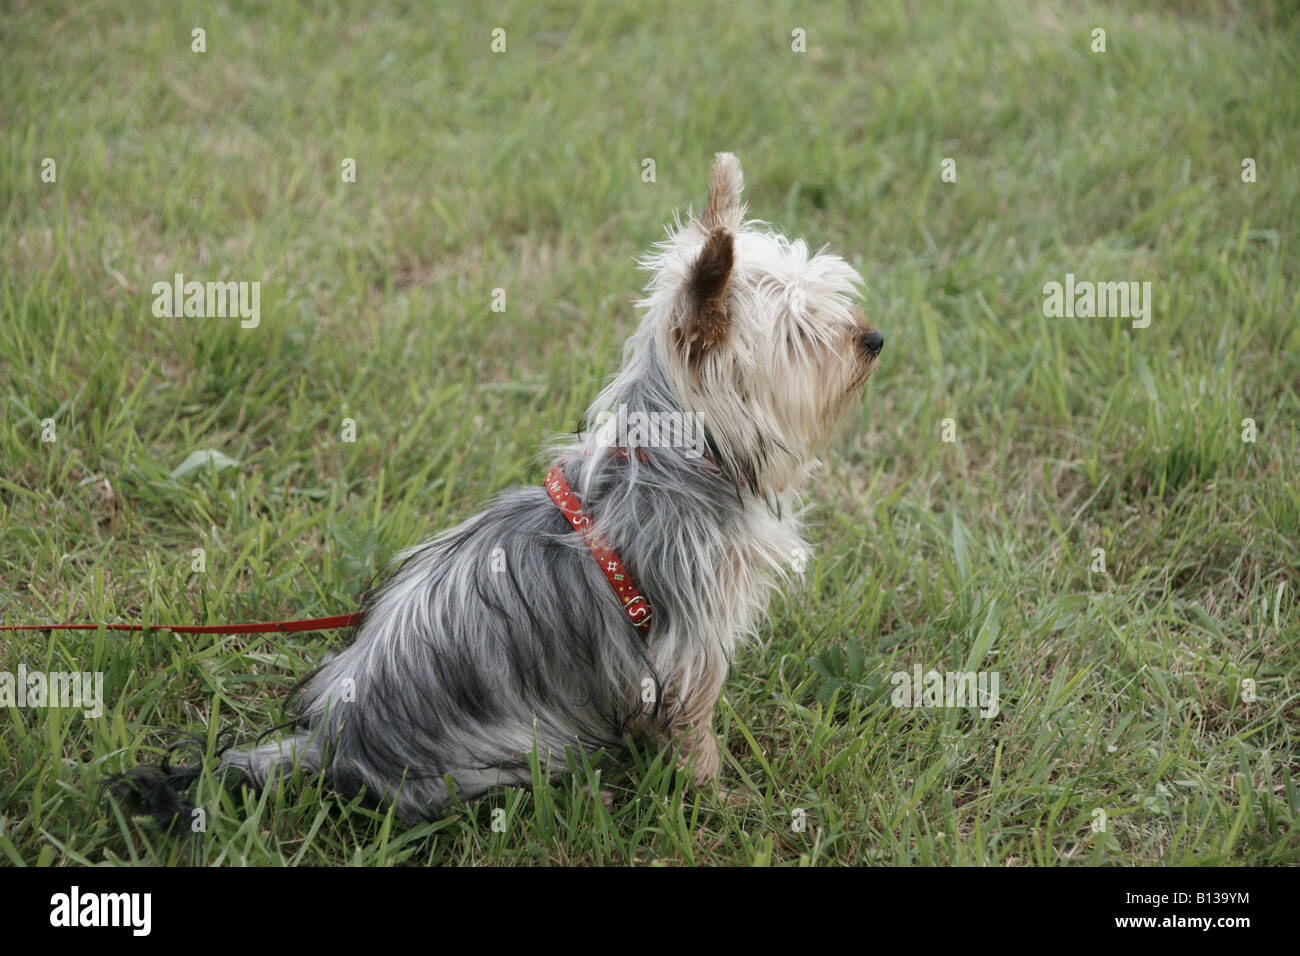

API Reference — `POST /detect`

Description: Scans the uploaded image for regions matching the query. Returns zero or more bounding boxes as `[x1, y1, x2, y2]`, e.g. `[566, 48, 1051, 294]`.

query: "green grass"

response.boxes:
[2, 0, 1298, 866]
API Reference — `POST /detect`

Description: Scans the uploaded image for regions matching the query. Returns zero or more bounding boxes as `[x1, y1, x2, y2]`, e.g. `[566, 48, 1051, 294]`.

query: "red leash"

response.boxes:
[0, 613, 362, 634]
[6, 454, 679, 638]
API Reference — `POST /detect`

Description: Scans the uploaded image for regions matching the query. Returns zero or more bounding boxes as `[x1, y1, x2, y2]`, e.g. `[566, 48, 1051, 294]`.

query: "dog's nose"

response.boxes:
[861, 329, 884, 356]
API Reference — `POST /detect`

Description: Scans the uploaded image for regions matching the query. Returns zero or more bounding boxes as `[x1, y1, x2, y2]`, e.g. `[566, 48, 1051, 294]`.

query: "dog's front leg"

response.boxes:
[670, 713, 721, 785]
[659, 672, 748, 805]
[668, 713, 748, 806]
[658, 667, 724, 785]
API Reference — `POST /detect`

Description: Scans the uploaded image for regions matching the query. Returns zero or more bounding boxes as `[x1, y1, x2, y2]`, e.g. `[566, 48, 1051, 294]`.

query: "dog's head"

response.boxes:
[639, 153, 882, 491]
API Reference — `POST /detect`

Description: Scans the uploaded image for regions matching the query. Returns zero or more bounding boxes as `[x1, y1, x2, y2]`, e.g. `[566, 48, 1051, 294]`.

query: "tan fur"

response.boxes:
[701, 152, 745, 232]
[661, 656, 726, 784]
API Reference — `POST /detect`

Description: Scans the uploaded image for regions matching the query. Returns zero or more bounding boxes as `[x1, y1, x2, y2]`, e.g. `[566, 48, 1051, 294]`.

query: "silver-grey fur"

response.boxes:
[125, 153, 883, 824]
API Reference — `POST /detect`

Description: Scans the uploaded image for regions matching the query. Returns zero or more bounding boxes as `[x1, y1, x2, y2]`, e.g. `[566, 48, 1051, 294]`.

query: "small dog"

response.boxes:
[119, 153, 883, 825]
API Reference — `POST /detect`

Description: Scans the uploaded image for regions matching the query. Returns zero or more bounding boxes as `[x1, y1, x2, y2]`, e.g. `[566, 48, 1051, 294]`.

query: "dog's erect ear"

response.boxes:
[676, 226, 734, 359]
[670, 154, 743, 358]
[701, 152, 744, 232]
[673, 154, 741, 361]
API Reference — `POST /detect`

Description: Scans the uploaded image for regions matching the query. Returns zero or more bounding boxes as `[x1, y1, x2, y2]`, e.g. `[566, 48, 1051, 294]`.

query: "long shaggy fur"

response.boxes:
[112, 153, 882, 826]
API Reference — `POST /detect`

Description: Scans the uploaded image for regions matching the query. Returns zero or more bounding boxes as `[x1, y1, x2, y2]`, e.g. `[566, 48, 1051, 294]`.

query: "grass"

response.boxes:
[1, 0, 1297, 866]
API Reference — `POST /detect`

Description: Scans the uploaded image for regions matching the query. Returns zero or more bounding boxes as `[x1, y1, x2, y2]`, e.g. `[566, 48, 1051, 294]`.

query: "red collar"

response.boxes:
[544, 465, 653, 635]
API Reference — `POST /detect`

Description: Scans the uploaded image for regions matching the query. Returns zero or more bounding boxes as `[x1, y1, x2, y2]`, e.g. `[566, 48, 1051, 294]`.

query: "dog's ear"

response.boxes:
[701, 152, 744, 232]
[672, 154, 741, 361]
[674, 225, 734, 360]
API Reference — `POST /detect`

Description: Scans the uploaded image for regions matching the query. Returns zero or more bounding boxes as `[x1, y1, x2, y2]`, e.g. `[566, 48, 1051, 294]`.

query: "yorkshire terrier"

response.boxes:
[117, 153, 883, 825]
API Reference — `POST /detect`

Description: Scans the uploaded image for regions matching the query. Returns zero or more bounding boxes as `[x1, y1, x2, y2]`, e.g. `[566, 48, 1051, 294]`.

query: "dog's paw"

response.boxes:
[711, 785, 750, 807]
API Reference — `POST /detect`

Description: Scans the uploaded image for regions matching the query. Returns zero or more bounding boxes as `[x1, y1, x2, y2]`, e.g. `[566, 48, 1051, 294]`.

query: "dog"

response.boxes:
[116, 153, 883, 826]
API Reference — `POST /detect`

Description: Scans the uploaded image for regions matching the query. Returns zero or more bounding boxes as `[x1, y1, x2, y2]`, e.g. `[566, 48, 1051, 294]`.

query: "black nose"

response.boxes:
[861, 329, 884, 356]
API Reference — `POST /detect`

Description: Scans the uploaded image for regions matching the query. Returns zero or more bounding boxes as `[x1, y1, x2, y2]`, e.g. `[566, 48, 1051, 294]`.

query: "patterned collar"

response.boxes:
[544, 464, 653, 635]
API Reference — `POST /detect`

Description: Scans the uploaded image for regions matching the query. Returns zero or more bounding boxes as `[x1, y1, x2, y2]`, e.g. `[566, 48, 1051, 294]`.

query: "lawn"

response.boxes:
[1, 0, 1297, 865]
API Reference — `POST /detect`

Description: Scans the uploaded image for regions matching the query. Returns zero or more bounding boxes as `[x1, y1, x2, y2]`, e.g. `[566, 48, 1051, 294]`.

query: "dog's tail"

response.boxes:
[107, 730, 322, 833]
